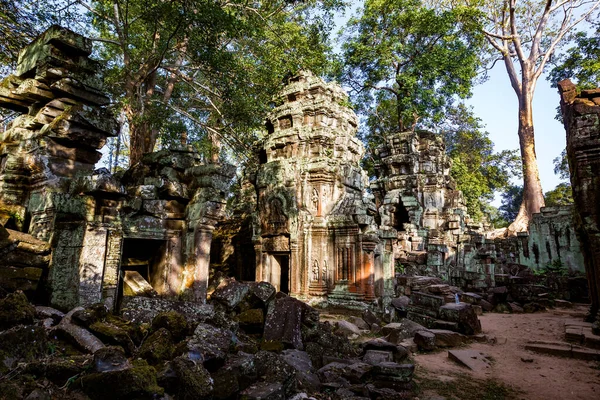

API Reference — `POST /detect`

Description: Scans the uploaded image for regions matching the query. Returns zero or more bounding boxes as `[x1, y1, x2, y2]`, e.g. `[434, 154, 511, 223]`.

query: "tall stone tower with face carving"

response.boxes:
[253, 71, 393, 303]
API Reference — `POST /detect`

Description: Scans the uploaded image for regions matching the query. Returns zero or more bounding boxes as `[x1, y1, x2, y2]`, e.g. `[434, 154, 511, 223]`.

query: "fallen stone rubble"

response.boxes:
[0, 280, 425, 400]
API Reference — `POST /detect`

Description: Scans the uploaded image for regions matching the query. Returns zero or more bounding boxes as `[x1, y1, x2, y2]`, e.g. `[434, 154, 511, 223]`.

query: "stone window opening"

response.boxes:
[393, 202, 410, 231]
[266, 120, 274, 135]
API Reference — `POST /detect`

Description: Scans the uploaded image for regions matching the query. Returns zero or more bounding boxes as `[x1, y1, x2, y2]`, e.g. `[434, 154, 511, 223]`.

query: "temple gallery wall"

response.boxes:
[0, 26, 593, 314]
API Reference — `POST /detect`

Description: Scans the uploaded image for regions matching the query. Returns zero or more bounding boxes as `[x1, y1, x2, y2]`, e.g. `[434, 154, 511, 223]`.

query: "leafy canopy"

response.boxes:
[341, 0, 484, 132]
[442, 104, 521, 221]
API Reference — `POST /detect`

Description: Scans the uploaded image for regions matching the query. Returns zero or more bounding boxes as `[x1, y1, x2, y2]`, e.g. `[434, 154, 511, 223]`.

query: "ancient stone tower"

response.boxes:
[253, 71, 392, 303]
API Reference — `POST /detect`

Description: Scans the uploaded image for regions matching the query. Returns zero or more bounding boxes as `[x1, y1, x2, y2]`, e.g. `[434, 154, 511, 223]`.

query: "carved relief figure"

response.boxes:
[311, 188, 319, 211]
[312, 259, 320, 281]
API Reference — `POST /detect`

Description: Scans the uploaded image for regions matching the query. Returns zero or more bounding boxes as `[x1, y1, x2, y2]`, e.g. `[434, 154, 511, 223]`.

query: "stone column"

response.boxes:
[559, 79, 600, 332]
[192, 225, 214, 303]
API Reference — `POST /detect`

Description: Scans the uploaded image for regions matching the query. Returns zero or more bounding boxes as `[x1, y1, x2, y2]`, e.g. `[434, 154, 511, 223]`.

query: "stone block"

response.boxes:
[448, 350, 491, 371]
[438, 303, 481, 335]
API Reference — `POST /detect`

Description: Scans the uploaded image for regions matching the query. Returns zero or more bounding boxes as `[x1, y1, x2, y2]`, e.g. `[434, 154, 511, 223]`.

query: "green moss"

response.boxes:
[138, 328, 174, 365]
[79, 364, 163, 400]
[0, 291, 35, 329]
[151, 311, 188, 340]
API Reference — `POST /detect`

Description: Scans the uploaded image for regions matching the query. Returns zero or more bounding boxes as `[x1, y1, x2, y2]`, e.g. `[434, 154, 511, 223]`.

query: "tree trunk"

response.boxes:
[507, 90, 545, 234]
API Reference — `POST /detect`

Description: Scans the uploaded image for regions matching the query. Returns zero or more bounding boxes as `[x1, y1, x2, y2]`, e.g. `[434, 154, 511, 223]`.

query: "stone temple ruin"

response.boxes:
[253, 71, 387, 303]
[0, 26, 234, 312]
[247, 70, 587, 309]
[0, 27, 594, 322]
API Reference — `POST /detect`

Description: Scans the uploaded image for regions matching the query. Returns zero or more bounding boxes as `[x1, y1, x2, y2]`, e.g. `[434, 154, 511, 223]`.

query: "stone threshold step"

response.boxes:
[524, 342, 600, 361]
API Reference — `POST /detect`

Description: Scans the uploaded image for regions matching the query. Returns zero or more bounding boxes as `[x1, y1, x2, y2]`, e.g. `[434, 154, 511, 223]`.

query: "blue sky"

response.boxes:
[466, 66, 566, 194]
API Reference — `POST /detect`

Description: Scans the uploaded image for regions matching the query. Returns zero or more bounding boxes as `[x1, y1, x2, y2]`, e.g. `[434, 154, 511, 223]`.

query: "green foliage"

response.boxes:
[499, 185, 523, 222]
[545, 182, 573, 207]
[0, 0, 80, 74]
[553, 149, 570, 180]
[534, 259, 569, 277]
[549, 26, 600, 89]
[442, 104, 521, 221]
[89, 0, 342, 162]
[341, 0, 484, 132]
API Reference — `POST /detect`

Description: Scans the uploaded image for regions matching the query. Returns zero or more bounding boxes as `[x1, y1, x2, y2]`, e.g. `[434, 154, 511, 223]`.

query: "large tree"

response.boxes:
[428, 0, 600, 234]
[341, 0, 484, 132]
[83, 0, 340, 165]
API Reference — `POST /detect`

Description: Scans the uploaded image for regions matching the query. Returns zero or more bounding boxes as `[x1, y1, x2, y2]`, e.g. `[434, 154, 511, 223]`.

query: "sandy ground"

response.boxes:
[413, 305, 600, 400]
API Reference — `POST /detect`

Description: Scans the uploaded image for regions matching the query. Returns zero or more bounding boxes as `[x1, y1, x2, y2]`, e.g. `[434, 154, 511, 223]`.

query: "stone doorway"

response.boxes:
[270, 253, 290, 293]
[119, 238, 168, 298]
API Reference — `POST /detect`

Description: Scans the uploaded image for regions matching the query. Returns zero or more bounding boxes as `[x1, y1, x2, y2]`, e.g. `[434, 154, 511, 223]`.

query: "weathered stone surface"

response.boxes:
[414, 330, 436, 351]
[254, 351, 296, 395]
[0, 291, 35, 329]
[184, 323, 234, 369]
[361, 338, 409, 363]
[0, 325, 47, 372]
[448, 349, 491, 371]
[438, 303, 481, 335]
[362, 350, 394, 365]
[281, 349, 321, 393]
[430, 329, 466, 348]
[263, 296, 315, 350]
[120, 296, 214, 325]
[240, 382, 284, 400]
[93, 346, 131, 372]
[158, 356, 214, 400]
[381, 320, 428, 344]
[236, 308, 265, 332]
[138, 328, 175, 365]
[348, 316, 370, 330]
[371, 362, 414, 383]
[335, 320, 362, 337]
[211, 352, 258, 399]
[559, 79, 600, 332]
[151, 310, 188, 340]
[88, 320, 135, 354]
[79, 361, 163, 400]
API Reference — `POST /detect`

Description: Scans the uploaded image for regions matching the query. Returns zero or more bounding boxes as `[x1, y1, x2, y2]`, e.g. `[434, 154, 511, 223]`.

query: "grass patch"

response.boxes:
[415, 370, 519, 400]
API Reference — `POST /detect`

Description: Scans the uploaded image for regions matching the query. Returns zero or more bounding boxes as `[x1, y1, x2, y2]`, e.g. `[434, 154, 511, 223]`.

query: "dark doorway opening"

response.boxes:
[274, 254, 290, 294]
[119, 238, 166, 300]
[393, 201, 410, 231]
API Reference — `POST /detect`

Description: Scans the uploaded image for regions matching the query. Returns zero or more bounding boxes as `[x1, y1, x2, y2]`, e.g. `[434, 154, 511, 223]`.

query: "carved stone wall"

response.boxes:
[253, 71, 393, 304]
[371, 130, 480, 281]
[558, 79, 600, 331]
[0, 26, 233, 311]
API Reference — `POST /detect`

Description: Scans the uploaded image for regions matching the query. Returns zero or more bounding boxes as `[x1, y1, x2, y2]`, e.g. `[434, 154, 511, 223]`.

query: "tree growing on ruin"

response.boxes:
[74, 0, 340, 165]
[427, 0, 600, 234]
[341, 0, 484, 132]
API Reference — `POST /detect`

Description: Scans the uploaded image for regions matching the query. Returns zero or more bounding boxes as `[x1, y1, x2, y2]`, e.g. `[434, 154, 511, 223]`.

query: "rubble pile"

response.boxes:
[0, 280, 418, 400]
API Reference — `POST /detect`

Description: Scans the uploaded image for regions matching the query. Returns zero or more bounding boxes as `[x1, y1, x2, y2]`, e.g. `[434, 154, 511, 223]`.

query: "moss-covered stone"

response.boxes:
[78, 363, 163, 400]
[158, 356, 213, 400]
[0, 325, 48, 373]
[0, 291, 35, 329]
[88, 321, 135, 354]
[151, 311, 188, 340]
[138, 327, 174, 365]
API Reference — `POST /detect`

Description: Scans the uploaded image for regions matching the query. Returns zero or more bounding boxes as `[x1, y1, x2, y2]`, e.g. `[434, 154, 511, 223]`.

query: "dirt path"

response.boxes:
[414, 306, 600, 400]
